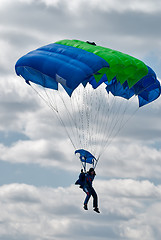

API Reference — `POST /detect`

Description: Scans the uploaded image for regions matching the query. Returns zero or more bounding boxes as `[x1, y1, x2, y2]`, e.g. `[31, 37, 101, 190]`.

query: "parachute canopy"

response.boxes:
[15, 40, 161, 164]
[15, 39, 161, 107]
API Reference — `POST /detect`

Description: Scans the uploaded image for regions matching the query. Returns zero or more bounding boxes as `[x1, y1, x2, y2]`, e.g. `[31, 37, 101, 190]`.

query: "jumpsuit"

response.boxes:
[83, 173, 98, 208]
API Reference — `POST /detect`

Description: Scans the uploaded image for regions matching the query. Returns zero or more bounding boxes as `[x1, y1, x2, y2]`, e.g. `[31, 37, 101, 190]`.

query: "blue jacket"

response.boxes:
[75, 172, 85, 187]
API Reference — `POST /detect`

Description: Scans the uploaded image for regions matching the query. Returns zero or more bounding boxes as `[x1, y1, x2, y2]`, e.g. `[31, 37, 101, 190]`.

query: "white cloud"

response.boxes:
[97, 179, 161, 198]
[0, 180, 161, 239]
[99, 141, 161, 179]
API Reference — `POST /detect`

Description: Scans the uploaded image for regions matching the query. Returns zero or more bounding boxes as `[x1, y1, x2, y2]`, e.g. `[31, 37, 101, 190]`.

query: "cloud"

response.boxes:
[97, 179, 161, 198]
[99, 141, 161, 179]
[0, 76, 39, 132]
[0, 180, 161, 240]
[34, 0, 161, 14]
[0, 1, 161, 239]
[1, 0, 161, 72]
[1, 124, 161, 179]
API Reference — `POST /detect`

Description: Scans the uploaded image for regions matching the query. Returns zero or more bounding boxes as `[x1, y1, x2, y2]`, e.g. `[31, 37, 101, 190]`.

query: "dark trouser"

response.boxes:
[83, 186, 98, 208]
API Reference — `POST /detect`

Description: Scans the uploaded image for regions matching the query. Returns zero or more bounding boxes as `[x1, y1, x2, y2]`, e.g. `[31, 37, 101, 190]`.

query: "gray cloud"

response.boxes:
[1, 0, 161, 75]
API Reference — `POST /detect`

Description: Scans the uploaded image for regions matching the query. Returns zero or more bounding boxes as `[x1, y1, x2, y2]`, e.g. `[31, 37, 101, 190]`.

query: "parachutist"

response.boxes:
[76, 167, 100, 213]
[83, 168, 100, 213]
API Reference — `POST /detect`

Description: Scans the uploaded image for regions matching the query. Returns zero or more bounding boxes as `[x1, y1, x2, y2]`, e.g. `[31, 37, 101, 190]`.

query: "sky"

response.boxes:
[0, 0, 161, 239]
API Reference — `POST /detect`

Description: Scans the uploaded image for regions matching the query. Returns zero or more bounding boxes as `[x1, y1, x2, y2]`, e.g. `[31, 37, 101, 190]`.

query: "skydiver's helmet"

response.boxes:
[88, 168, 95, 175]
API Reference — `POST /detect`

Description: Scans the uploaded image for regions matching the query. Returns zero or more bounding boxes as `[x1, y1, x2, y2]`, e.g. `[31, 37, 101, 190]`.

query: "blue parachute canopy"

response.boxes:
[75, 149, 96, 164]
[15, 39, 161, 105]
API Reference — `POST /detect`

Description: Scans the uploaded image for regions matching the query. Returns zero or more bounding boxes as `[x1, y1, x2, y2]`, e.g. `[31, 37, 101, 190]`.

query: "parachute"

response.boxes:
[15, 39, 161, 170]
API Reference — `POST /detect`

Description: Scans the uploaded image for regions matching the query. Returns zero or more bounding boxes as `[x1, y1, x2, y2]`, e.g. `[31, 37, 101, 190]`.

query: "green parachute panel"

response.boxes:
[56, 39, 148, 88]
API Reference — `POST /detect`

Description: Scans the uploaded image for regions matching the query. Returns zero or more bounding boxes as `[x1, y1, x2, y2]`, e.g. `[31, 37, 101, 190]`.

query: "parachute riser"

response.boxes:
[80, 159, 97, 173]
[79, 157, 98, 173]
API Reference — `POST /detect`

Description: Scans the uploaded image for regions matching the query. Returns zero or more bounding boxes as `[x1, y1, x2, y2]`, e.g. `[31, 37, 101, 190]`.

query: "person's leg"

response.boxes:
[91, 187, 98, 208]
[83, 187, 91, 209]
[91, 188, 100, 213]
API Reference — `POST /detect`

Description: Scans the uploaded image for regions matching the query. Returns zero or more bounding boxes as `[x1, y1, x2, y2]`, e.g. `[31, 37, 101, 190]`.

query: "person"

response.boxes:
[83, 168, 100, 213]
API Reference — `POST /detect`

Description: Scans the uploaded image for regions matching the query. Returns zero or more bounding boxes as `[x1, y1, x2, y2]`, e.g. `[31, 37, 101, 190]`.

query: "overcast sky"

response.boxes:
[0, 0, 161, 239]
